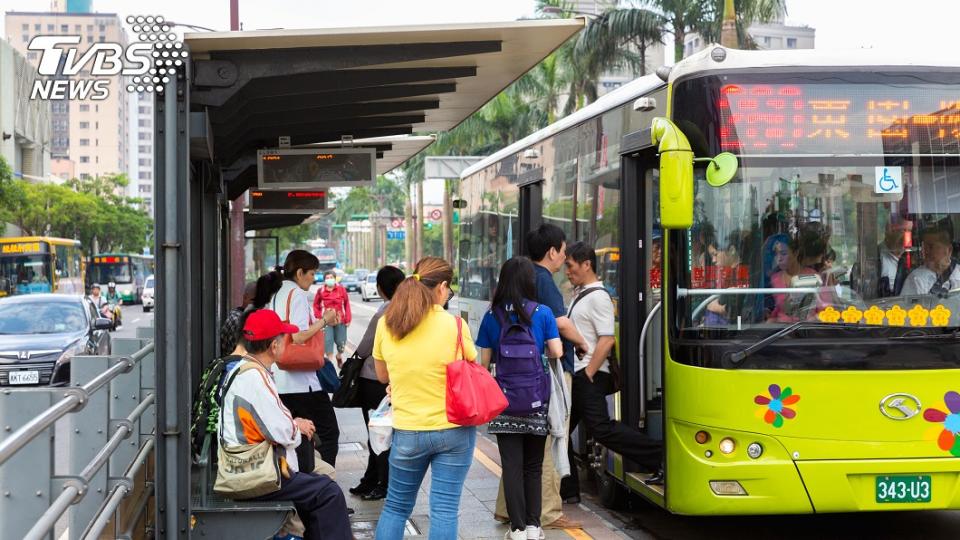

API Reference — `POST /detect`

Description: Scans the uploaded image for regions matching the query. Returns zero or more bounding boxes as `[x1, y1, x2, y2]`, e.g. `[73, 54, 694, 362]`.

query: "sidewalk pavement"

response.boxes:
[334, 405, 630, 540]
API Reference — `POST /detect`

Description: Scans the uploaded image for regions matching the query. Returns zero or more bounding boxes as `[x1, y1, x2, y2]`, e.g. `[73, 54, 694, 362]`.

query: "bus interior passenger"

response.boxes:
[899, 223, 960, 297]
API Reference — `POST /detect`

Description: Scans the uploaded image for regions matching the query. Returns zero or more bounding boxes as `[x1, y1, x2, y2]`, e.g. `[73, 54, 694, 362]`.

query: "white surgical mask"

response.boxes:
[325, 278, 336, 287]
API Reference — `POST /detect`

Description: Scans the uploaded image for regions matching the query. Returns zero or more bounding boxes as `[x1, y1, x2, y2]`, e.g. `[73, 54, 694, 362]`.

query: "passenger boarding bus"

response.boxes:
[87, 253, 155, 303]
[458, 47, 960, 514]
[0, 237, 84, 297]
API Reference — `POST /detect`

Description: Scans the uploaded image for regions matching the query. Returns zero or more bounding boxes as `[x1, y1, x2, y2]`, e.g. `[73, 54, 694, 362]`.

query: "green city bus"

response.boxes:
[87, 253, 155, 303]
[458, 47, 960, 514]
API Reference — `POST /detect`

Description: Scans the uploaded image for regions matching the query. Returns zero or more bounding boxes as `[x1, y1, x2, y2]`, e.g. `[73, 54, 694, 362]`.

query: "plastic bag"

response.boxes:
[367, 396, 393, 455]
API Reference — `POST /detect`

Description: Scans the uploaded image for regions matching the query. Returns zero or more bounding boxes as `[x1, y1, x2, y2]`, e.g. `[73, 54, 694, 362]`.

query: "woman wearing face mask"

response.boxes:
[314, 270, 351, 367]
[265, 251, 340, 470]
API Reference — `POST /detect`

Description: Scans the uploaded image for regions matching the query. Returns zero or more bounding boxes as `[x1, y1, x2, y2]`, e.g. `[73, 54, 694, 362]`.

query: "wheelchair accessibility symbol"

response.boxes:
[875, 166, 903, 194]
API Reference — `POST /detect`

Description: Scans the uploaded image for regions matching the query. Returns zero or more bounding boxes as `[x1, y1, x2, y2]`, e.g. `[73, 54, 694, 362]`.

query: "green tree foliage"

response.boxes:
[0, 161, 153, 254]
[583, 0, 787, 64]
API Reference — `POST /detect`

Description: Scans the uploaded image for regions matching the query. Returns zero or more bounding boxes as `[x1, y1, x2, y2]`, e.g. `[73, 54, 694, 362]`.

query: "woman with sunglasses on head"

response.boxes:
[373, 257, 478, 540]
[263, 250, 340, 471]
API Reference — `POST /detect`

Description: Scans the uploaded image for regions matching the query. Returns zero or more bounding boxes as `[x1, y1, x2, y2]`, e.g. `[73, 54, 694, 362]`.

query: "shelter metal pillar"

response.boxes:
[155, 64, 192, 539]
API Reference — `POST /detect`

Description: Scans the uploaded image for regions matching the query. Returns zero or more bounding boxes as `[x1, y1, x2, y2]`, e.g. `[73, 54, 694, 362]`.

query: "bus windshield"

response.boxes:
[0, 254, 53, 295]
[89, 262, 132, 284]
[669, 71, 960, 369]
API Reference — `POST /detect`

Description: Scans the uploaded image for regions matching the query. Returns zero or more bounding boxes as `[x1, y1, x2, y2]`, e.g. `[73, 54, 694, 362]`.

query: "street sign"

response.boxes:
[249, 189, 327, 214]
[257, 148, 376, 189]
[347, 221, 372, 233]
[430, 209, 442, 220]
[386, 230, 406, 240]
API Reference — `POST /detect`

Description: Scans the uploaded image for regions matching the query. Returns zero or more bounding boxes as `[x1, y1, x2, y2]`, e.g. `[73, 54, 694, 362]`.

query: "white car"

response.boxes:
[360, 273, 379, 302]
[141, 275, 155, 312]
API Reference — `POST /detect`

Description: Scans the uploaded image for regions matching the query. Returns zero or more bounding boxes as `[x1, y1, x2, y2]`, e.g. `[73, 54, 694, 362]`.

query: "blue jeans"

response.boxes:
[324, 323, 347, 355]
[375, 426, 477, 540]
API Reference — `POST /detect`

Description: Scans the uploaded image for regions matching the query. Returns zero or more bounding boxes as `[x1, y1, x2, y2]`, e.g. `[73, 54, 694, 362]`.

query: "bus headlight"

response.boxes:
[747, 443, 763, 459]
[718, 437, 736, 455]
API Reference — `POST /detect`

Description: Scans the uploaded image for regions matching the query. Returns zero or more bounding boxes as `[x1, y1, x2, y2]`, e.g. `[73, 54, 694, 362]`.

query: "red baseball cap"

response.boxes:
[243, 309, 299, 340]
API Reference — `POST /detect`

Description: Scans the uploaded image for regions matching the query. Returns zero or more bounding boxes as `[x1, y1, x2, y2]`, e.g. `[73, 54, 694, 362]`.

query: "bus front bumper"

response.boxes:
[796, 458, 960, 512]
[668, 420, 960, 514]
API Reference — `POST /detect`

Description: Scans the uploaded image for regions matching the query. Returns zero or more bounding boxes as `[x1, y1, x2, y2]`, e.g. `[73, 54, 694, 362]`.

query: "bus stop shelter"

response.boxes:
[153, 19, 582, 538]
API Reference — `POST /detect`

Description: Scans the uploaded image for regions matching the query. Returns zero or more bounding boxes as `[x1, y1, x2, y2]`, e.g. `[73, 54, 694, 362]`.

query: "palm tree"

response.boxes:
[576, 5, 665, 76]
[583, 0, 788, 64]
[697, 0, 788, 50]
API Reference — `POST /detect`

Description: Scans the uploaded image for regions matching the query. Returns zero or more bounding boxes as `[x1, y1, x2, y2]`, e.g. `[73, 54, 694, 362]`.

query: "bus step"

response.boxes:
[627, 472, 665, 496]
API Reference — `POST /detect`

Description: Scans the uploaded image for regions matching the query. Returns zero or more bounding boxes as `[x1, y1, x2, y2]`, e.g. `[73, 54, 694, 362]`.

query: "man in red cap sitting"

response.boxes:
[218, 309, 352, 540]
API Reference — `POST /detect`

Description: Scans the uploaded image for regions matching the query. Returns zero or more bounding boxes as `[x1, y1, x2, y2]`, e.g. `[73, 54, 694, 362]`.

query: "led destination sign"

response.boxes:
[257, 148, 376, 189]
[249, 190, 328, 214]
[708, 82, 960, 154]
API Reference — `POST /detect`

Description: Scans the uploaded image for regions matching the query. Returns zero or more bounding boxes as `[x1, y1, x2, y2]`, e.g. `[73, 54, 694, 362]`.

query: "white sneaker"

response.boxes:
[504, 529, 526, 540]
[526, 526, 545, 540]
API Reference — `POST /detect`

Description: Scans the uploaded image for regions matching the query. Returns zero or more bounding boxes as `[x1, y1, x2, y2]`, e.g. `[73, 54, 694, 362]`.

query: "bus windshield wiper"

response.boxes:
[725, 321, 863, 366]
[891, 328, 960, 341]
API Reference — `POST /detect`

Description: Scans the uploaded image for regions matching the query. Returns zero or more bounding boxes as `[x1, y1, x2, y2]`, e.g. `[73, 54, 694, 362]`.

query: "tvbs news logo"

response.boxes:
[29, 14, 187, 101]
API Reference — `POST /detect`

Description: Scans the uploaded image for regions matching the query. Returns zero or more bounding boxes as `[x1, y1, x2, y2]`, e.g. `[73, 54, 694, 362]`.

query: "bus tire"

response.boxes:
[597, 468, 627, 510]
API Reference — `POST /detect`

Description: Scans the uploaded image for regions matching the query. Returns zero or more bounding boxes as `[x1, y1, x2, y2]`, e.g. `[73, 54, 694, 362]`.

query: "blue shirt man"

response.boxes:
[525, 224, 586, 374]
[535, 265, 575, 373]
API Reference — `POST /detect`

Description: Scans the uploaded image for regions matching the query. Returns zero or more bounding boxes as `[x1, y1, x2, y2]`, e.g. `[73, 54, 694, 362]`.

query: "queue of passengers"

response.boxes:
[209, 230, 663, 540]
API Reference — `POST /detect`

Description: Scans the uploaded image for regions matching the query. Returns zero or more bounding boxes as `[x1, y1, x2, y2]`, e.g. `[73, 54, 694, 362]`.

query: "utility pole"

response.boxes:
[228, 0, 245, 306]
[416, 180, 424, 262]
[720, 0, 739, 48]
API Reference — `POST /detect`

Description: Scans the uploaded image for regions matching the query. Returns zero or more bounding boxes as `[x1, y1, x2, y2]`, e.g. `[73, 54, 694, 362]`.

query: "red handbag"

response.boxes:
[276, 289, 326, 372]
[446, 317, 508, 426]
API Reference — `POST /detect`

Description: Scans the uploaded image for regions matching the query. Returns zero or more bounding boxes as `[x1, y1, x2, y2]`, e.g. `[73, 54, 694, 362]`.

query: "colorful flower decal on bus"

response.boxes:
[923, 391, 960, 457]
[754, 384, 800, 428]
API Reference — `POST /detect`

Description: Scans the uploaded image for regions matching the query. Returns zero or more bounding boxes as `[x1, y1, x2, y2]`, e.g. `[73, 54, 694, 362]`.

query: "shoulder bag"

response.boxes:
[446, 317, 508, 426]
[568, 287, 623, 395]
[214, 363, 283, 499]
[331, 351, 365, 407]
[276, 288, 326, 371]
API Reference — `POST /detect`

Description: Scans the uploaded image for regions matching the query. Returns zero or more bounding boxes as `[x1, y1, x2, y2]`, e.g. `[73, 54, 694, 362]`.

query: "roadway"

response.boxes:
[116, 295, 960, 538]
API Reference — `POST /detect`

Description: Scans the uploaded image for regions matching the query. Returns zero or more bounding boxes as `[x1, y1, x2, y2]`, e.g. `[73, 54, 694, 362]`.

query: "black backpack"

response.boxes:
[190, 355, 239, 460]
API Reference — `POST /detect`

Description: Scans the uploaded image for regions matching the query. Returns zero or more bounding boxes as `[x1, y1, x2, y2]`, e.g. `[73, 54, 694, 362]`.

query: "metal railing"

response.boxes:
[0, 335, 156, 540]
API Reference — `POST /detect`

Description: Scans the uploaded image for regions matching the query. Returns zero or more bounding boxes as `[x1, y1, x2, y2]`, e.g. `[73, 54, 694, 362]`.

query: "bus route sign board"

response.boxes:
[257, 148, 376, 189]
[1, 242, 44, 255]
[249, 189, 328, 214]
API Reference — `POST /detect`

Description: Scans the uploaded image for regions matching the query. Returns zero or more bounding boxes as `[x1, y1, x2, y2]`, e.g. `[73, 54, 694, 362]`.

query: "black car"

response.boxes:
[0, 294, 112, 386]
[341, 274, 360, 293]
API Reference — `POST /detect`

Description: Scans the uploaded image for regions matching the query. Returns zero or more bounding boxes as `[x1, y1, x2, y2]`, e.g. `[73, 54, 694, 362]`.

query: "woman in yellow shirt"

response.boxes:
[373, 257, 477, 540]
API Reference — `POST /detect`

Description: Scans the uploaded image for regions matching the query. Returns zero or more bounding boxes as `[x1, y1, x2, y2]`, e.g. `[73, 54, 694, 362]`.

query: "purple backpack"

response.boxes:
[494, 302, 550, 416]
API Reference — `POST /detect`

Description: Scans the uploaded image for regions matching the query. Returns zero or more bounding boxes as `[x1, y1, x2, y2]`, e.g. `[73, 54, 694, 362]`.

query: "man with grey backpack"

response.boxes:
[561, 242, 663, 503]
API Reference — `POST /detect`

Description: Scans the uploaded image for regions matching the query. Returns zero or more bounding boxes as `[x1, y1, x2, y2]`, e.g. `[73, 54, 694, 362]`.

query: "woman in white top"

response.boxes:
[262, 250, 341, 470]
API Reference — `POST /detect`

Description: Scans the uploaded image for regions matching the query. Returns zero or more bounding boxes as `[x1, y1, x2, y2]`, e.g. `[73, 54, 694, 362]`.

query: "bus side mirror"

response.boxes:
[651, 118, 739, 228]
[651, 118, 695, 229]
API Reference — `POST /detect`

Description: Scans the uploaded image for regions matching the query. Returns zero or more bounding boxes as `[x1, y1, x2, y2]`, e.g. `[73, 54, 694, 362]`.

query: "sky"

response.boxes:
[3, 0, 959, 54]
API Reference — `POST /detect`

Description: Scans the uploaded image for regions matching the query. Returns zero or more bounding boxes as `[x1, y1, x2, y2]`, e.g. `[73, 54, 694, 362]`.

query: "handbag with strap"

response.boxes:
[331, 351, 365, 408]
[568, 287, 623, 395]
[214, 363, 283, 499]
[317, 360, 341, 393]
[446, 317, 508, 426]
[275, 288, 326, 371]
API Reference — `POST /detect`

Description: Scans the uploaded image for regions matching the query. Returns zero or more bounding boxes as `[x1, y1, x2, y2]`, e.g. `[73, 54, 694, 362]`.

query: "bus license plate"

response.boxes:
[876, 475, 931, 503]
[8, 371, 39, 385]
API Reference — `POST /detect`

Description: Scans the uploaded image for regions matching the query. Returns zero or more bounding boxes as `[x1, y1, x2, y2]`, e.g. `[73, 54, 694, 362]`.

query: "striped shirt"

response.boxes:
[218, 359, 302, 472]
